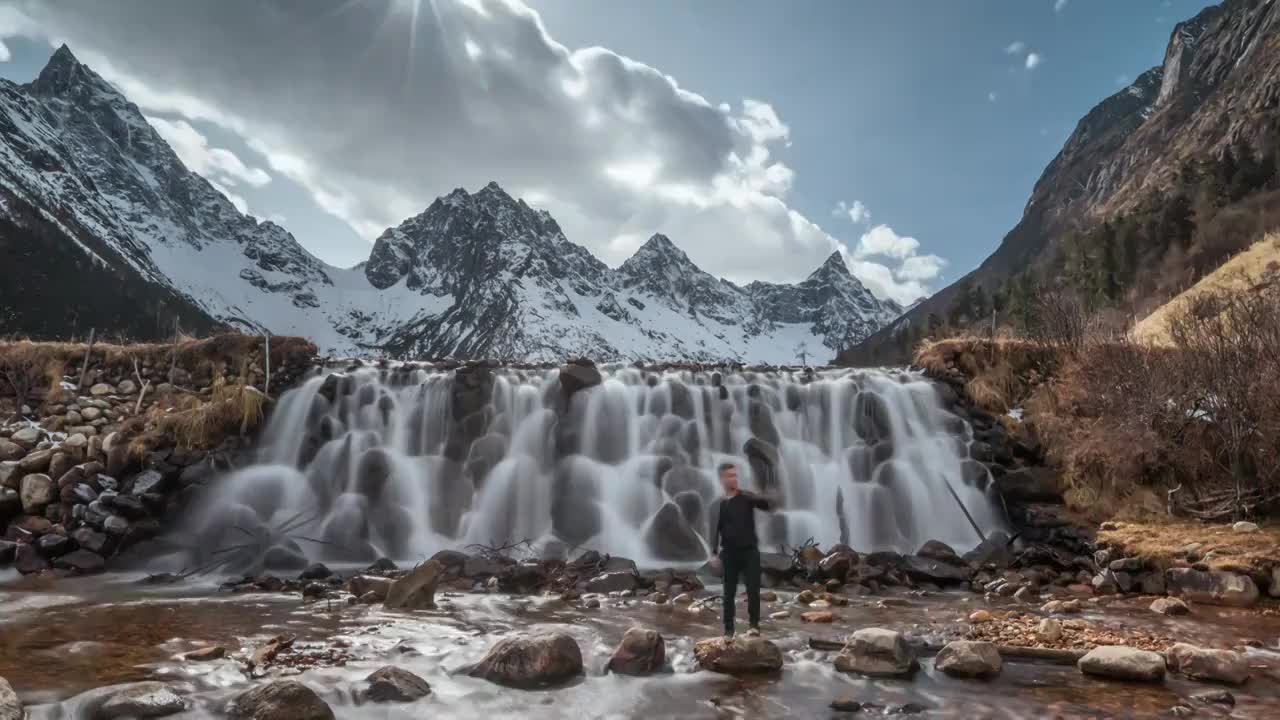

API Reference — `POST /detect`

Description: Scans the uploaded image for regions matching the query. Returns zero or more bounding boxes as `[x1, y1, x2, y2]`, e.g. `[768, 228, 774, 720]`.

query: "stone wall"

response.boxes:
[0, 334, 317, 575]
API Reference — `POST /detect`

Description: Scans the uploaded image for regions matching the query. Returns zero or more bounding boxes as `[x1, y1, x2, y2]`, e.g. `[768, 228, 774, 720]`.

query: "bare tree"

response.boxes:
[794, 341, 809, 367]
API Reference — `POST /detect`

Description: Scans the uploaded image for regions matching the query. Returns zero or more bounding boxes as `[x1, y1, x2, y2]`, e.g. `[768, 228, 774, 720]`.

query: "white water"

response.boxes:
[169, 365, 1003, 571]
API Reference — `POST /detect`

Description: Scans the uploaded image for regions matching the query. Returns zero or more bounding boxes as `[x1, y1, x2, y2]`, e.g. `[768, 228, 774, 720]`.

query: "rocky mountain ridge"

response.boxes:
[843, 0, 1280, 363]
[0, 47, 900, 363]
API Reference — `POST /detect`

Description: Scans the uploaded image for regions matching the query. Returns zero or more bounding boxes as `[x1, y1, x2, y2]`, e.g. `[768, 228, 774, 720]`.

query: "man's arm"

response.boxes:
[745, 491, 775, 510]
[709, 500, 722, 556]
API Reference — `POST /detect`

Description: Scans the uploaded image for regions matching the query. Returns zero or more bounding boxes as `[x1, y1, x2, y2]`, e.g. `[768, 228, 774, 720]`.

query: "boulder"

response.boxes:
[129, 469, 167, 496]
[229, 680, 334, 719]
[1231, 521, 1258, 533]
[464, 632, 584, 688]
[0, 440, 24, 462]
[585, 571, 637, 593]
[363, 666, 432, 703]
[384, 560, 444, 610]
[834, 628, 918, 677]
[818, 548, 858, 580]
[1149, 597, 1190, 616]
[9, 427, 41, 449]
[183, 646, 227, 662]
[94, 681, 186, 719]
[56, 550, 106, 574]
[558, 361, 602, 400]
[89, 383, 115, 397]
[1165, 568, 1259, 607]
[801, 611, 835, 623]
[1166, 644, 1250, 685]
[916, 539, 963, 565]
[1077, 646, 1165, 682]
[642, 502, 705, 561]
[348, 575, 394, 602]
[606, 627, 666, 676]
[1036, 618, 1064, 643]
[0, 462, 19, 490]
[19, 473, 54, 512]
[900, 554, 970, 584]
[692, 637, 783, 674]
[14, 544, 49, 574]
[17, 449, 51, 473]
[0, 676, 20, 720]
[994, 466, 1060, 503]
[934, 640, 1002, 678]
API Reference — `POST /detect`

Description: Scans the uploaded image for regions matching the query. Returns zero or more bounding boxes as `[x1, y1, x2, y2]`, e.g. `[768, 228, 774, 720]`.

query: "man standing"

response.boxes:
[709, 461, 773, 639]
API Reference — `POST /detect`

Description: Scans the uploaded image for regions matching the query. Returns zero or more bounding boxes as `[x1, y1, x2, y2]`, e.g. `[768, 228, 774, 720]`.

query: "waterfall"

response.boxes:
[174, 365, 1004, 570]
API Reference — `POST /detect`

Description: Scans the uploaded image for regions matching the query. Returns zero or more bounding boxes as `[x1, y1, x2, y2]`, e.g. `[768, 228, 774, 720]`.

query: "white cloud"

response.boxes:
[147, 115, 271, 188]
[897, 254, 946, 281]
[833, 199, 870, 224]
[844, 224, 946, 305]
[208, 179, 248, 214]
[1004, 41, 1026, 55]
[1054, 0, 1068, 13]
[855, 224, 919, 260]
[1025, 53, 1042, 70]
[987, 91, 997, 103]
[10, 0, 945, 304]
[0, 38, 10, 62]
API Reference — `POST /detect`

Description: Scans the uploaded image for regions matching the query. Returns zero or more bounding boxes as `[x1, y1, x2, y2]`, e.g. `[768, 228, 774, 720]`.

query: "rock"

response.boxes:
[363, 666, 432, 703]
[0, 440, 24, 462]
[103, 515, 130, 536]
[464, 632, 584, 688]
[834, 628, 918, 677]
[968, 610, 994, 624]
[36, 532, 70, 557]
[558, 361, 602, 400]
[585, 571, 637, 593]
[1013, 586, 1034, 603]
[1167, 643, 1250, 685]
[56, 549, 106, 574]
[89, 383, 114, 397]
[384, 560, 444, 610]
[801, 611, 834, 623]
[1077, 646, 1166, 682]
[10, 427, 41, 449]
[0, 462, 19, 491]
[1190, 689, 1235, 706]
[900, 554, 970, 584]
[17, 449, 51, 473]
[672, 592, 695, 605]
[1036, 618, 1063, 643]
[830, 698, 862, 713]
[298, 563, 332, 580]
[770, 610, 790, 620]
[1231, 521, 1259, 533]
[916, 539, 962, 564]
[0, 676, 20, 720]
[348, 575, 394, 602]
[961, 530, 1014, 568]
[19, 473, 54, 512]
[14, 544, 49, 574]
[1165, 568, 1259, 607]
[229, 680, 334, 719]
[1149, 597, 1190, 616]
[692, 637, 783, 674]
[117, 379, 138, 395]
[818, 548, 858, 579]
[184, 646, 227, 661]
[606, 627, 666, 676]
[1108, 557, 1143, 572]
[642, 502, 704, 561]
[95, 681, 186, 718]
[934, 640, 1002, 678]
[1272, 566, 1280, 599]
[130, 469, 167, 496]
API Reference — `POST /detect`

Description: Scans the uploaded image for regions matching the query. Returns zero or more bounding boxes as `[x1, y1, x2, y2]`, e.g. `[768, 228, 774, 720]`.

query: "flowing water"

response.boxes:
[156, 365, 1003, 573]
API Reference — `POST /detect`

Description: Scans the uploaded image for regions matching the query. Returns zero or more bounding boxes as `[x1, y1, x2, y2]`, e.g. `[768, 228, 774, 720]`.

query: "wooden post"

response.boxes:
[77, 327, 96, 390]
[167, 318, 180, 384]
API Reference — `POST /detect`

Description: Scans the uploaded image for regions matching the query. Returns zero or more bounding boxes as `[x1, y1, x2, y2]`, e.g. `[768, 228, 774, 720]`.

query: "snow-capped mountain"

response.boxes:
[0, 46, 901, 363]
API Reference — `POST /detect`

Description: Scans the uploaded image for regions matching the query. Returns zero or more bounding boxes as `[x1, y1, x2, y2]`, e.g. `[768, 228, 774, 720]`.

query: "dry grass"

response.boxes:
[1098, 519, 1280, 574]
[914, 337, 1057, 414]
[143, 375, 267, 451]
[1133, 232, 1280, 345]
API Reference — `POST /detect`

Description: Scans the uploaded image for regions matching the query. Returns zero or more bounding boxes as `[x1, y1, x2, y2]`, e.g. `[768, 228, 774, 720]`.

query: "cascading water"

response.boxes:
[169, 364, 1004, 571]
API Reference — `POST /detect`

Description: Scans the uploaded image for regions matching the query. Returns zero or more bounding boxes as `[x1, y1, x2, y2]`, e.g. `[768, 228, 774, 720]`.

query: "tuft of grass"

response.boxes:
[1098, 519, 1280, 574]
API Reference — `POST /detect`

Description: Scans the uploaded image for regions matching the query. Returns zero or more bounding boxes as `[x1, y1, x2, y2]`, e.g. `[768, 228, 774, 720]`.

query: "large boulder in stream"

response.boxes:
[0, 676, 22, 720]
[384, 560, 444, 610]
[558, 360, 602, 401]
[693, 637, 783, 674]
[1077, 646, 1165, 682]
[1165, 568, 1259, 607]
[1167, 643, 1250, 685]
[834, 628, 918, 677]
[363, 666, 432, 702]
[642, 502, 705, 561]
[934, 640, 1002, 678]
[606, 627, 666, 676]
[229, 680, 334, 719]
[464, 632, 584, 688]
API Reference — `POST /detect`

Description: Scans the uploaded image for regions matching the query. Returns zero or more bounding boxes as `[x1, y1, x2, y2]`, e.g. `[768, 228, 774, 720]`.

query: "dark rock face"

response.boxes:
[464, 632, 584, 688]
[606, 627, 666, 676]
[229, 680, 334, 720]
[642, 502, 706, 561]
[363, 666, 432, 703]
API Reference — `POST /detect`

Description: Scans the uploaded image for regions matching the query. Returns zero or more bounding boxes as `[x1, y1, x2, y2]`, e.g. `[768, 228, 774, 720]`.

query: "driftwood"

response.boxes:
[76, 327, 96, 390]
[808, 636, 1087, 666]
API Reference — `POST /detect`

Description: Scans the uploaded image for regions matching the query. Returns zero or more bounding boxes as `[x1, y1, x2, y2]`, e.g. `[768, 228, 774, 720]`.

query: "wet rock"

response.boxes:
[18, 450, 51, 474]
[818, 548, 858, 580]
[348, 575, 394, 602]
[0, 440, 24, 462]
[367, 557, 398, 573]
[968, 610, 994, 624]
[916, 539, 962, 565]
[229, 679, 334, 719]
[464, 632, 584, 688]
[130, 469, 167, 496]
[10, 427, 41, 449]
[1167, 643, 1250, 685]
[994, 466, 1060, 503]
[1036, 618, 1063, 643]
[1108, 557, 1143, 572]
[830, 698, 862, 713]
[834, 628, 918, 677]
[1190, 689, 1235, 706]
[1165, 568, 1259, 607]
[384, 560, 444, 610]
[801, 611, 834, 623]
[94, 681, 186, 718]
[1149, 597, 1190, 616]
[298, 563, 332, 580]
[0, 541, 15, 564]
[900, 554, 970, 585]
[1077, 646, 1165, 682]
[606, 627, 666, 676]
[183, 646, 227, 661]
[642, 502, 705, 561]
[462, 555, 508, 578]
[586, 571, 637, 593]
[1231, 521, 1258, 533]
[693, 637, 783, 674]
[363, 666, 432, 703]
[36, 532, 69, 557]
[14, 544, 49, 574]
[934, 640, 1002, 678]
[17, 472, 54, 513]
[0, 677, 19, 720]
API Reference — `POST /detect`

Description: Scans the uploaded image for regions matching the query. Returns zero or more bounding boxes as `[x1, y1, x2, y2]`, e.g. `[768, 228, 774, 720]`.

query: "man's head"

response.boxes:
[718, 462, 739, 494]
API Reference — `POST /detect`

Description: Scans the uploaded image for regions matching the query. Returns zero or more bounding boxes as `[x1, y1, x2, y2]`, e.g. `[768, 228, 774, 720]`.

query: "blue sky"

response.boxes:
[0, 0, 1214, 303]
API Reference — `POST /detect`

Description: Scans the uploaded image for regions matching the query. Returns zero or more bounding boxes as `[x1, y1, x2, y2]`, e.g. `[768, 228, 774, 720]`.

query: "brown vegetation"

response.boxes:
[914, 337, 1057, 414]
[1098, 520, 1280, 574]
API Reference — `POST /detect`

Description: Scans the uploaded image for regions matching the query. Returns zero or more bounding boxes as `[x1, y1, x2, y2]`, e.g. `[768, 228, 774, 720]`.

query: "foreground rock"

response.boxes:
[1165, 568, 1259, 608]
[0, 676, 21, 720]
[1077, 646, 1166, 682]
[834, 628, 918, 677]
[96, 682, 187, 719]
[384, 560, 444, 610]
[933, 640, 1002, 678]
[229, 680, 334, 719]
[364, 666, 432, 703]
[606, 627, 666, 676]
[1167, 644, 1250, 685]
[1149, 597, 1190, 616]
[465, 632, 584, 688]
[692, 637, 783, 674]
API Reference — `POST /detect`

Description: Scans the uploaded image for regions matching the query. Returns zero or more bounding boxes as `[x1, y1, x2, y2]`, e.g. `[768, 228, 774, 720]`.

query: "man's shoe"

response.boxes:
[745, 627, 761, 638]
[722, 633, 735, 642]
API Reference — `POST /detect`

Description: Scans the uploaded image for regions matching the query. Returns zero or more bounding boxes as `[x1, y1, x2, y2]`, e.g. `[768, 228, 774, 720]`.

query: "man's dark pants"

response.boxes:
[721, 545, 761, 634]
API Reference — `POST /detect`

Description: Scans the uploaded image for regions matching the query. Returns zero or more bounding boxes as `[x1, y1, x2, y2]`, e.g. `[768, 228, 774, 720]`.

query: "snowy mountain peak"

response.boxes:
[2, 46, 904, 363]
[811, 250, 851, 278]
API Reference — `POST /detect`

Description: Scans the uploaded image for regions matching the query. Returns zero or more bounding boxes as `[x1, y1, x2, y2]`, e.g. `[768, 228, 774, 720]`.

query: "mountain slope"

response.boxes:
[0, 47, 901, 363]
[842, 0, 1280, 364]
